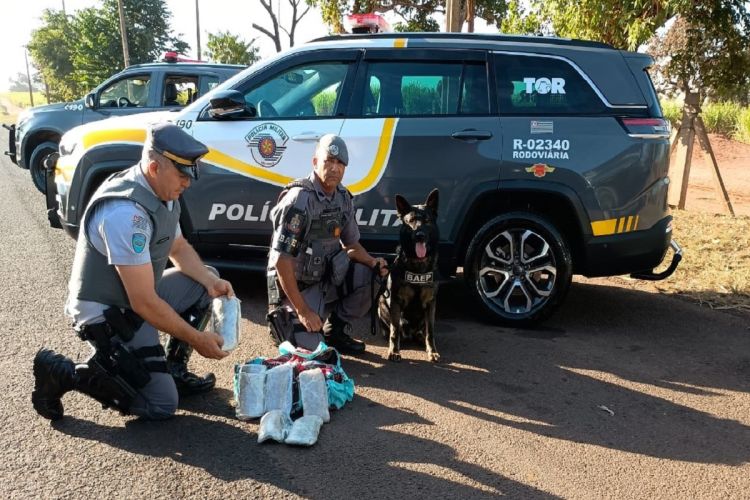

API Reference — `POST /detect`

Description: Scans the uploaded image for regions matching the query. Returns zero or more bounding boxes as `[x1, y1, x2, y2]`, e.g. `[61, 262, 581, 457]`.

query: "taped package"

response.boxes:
[263, 363, 293, 417]
[284, 415, 324, 446]
[258, 410, 292, 443]
[299, 368, 330, 423]
[235, 363, 266, 421]
[212, 296, 241, 352]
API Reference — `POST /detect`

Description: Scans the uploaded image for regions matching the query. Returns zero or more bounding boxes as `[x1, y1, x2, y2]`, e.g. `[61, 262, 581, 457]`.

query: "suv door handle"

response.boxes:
[451, 130, 493, 141]
[292, 133, 323, 142]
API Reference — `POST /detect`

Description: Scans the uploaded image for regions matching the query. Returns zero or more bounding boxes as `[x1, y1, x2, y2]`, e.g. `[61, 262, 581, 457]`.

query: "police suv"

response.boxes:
[4, 53, 242, 193]
[48, 33, 681, 326]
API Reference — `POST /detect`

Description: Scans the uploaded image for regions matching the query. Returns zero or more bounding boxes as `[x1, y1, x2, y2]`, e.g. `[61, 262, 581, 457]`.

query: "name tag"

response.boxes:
[405, 271, 433, 284]
[156, 236, 170, 244]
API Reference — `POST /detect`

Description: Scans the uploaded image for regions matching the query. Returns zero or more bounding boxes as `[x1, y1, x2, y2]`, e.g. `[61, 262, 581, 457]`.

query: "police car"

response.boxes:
[48, 32, 681, 326]
[4, 53, 242, 193]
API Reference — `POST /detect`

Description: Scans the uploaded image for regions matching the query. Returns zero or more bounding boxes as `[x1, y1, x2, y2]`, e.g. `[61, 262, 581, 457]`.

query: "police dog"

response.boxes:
[378, 189, 440, 362]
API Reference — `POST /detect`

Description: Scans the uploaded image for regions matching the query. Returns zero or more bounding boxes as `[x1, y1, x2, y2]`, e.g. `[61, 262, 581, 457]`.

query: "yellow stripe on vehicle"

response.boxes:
[82, 128, 147, 150]
[393, 38, 407, 48]
[591, 215, 644, 236]
[202, 148, 293, 185]
[346, 117, 397, 194]
[591, 219, 618, 236]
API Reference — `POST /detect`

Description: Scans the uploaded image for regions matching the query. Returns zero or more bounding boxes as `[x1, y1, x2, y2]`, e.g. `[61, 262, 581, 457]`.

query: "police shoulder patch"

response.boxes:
[132, 233, 147, 253]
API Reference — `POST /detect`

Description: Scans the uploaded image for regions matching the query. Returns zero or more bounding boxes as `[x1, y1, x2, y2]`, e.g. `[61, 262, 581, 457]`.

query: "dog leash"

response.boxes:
[370, 263, 389, 336]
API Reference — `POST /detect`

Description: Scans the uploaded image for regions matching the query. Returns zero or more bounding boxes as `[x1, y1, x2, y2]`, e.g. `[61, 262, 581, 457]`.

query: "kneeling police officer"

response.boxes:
[267, 134, 388, 353]
[32, 123, 233, 421]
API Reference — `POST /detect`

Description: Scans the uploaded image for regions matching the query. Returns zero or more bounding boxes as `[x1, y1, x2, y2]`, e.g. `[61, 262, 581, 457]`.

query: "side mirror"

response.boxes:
[208, 90, 256, 120]
[84, 93, 96, 109]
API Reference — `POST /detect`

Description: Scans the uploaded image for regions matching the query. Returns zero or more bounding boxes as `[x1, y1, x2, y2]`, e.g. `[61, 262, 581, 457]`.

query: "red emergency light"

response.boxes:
[162, 51, 204, 63]
[346, 13, 391, 34]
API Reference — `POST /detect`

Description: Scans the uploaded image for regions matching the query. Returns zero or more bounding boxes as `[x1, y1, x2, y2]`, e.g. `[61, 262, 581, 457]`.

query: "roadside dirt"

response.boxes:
[678, 133, 750, 216]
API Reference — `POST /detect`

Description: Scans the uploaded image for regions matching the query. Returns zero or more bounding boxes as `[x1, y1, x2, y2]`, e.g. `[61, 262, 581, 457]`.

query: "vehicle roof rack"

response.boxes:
[311, 32, 614, 50]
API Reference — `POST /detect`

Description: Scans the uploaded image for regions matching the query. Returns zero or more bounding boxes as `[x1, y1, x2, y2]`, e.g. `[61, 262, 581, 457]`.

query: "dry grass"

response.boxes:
[648, 210, 750, 312]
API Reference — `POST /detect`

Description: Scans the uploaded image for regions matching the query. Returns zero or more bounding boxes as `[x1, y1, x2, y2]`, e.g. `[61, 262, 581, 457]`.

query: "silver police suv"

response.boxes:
[48, 33, 681, 326]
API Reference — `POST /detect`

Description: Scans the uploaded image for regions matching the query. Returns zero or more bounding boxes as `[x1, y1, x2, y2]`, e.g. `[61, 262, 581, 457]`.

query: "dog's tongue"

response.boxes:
[415, 242, 427, 259]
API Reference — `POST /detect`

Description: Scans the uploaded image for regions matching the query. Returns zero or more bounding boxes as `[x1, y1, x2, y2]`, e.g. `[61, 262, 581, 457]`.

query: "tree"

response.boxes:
[8, 72, 42, 93]
[253, 0, 311, 52]
[27, 9, 81, 102]
[309, 0, 507, 34]
[648, 5, 750, 105]
[28, 1, 189, 102]
[204, 32, 260, 65]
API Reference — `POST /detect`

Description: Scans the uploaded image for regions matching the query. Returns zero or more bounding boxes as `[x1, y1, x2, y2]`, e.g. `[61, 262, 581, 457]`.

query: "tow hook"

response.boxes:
[630, 240, 683, 281]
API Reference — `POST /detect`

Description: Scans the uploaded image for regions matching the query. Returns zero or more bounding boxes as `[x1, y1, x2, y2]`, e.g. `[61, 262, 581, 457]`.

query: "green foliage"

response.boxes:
[28, 1, 188, 102]
[204, 32, 260, 66]
[702, 102, 742, 137]
[661, 98, 750, 144]
[0, 91, 49, 109]
[310, 0, 506, 33]
[736, 108, 750, 144]
[648, 4, 750, 105]
[660, 100, 682, 128]
[312, 90, 337, 115]
[402, 83, 438, 114]
[501, 0, 542, 35]
[27, 9, 80, 101]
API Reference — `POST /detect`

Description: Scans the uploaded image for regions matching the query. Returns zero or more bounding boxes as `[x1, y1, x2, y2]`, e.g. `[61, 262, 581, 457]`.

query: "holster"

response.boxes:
[267, 306, 295, 346]
[77, 308, 163, 390]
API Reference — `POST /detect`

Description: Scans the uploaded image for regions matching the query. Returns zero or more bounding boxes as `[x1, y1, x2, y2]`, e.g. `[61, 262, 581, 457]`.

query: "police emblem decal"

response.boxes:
[132, 233, 147, 253]
[525, 163, 556, 178]
[245, 122, 289, 168]
[287, 213, 302, 234]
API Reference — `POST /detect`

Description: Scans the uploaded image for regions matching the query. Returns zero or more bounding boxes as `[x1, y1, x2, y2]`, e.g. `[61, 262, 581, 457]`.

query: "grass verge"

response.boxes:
[652, 210, 750, 312]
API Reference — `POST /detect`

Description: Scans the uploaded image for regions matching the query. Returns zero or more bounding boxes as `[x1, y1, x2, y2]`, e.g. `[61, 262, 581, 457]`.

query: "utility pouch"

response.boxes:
[328, 249, 351, 287]
[302, 240, 326, 283]
[103, 307, 140, 342]
[267, 271, 282, 306]
[111, 343, 151, 389]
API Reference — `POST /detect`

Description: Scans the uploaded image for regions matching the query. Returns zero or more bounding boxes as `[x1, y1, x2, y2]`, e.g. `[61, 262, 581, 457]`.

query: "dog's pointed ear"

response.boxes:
[395, 194, 412, 218]
[425, 188, 439, 215]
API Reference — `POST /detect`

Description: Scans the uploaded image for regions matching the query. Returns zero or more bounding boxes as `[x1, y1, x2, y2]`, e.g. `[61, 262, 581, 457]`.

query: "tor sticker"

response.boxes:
[525, 163, 556, 178]
[245, 122, 289, 168]
[523, 77, 566, 94]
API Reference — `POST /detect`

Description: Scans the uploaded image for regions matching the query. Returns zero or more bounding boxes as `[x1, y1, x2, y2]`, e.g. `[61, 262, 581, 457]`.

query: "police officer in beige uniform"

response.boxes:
[32, 123, 233, 421]
[267, 134, 388, 353]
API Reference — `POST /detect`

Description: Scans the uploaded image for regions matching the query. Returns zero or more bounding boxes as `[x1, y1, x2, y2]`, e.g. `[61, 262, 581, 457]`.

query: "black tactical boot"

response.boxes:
[323, 313, 366, 354]
[165, 338, 216, 396]
[72, 359, 135, 415]
[32, 348, 75, 421]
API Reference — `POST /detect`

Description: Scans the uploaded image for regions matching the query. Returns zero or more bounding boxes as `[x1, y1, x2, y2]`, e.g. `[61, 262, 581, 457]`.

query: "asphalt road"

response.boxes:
[1, 134, 749, 499]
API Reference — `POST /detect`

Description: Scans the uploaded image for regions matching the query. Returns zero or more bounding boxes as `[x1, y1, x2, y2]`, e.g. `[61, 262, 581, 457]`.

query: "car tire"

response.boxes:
[464, 211, 573, 327]
[29, 141, 59, 194]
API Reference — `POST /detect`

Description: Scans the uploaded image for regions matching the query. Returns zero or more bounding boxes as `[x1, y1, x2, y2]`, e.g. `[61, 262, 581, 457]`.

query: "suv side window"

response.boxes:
[494, 54, 605, 115]
[99, 74, 151, 108]
[242, 62, 350, 118]
[164, 75, 199, 106]
[362, 61, 489, 116]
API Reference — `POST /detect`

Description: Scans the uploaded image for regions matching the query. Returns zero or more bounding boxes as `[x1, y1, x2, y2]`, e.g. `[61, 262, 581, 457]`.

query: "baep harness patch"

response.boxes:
[405, 271, 434, 285]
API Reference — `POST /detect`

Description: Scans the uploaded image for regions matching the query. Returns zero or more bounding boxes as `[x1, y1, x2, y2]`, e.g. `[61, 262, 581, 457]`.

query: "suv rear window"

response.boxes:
[494, 54, 605, 115]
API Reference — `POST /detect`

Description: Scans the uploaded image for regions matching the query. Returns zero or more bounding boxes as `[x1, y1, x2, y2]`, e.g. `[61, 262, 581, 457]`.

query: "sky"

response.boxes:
[0, 1, 497, 93]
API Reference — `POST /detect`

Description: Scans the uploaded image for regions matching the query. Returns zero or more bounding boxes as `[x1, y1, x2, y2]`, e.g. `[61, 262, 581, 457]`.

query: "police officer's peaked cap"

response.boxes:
[150, 122, 209, 179]
[316, 134, 348, 166]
